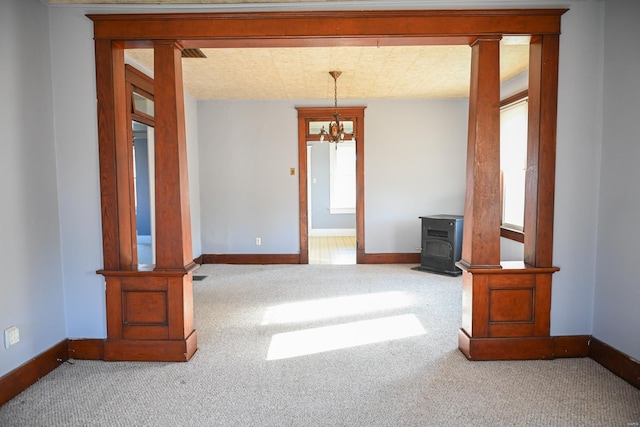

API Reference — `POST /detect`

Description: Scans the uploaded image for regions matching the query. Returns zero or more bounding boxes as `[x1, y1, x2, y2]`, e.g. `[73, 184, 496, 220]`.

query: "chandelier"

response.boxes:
[319, 71, 351, 145]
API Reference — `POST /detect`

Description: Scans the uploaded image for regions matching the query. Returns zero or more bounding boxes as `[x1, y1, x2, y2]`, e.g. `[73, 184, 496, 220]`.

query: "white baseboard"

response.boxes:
[309, 228, 356, 237]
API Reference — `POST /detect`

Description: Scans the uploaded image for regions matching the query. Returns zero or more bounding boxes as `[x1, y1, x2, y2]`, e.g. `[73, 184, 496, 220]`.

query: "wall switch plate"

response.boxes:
[4, 326, 20, 348]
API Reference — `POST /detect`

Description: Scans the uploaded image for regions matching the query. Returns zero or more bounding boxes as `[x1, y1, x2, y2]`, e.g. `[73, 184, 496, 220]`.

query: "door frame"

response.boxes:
[296, 107, 365, 264]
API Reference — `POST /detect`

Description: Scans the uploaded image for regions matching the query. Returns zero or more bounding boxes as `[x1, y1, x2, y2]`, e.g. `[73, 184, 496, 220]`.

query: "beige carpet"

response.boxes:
[1, 264, 638, 426]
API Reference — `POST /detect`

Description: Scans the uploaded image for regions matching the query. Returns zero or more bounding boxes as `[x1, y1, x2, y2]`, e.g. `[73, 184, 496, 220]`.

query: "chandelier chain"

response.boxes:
[334, 74, 338, 111]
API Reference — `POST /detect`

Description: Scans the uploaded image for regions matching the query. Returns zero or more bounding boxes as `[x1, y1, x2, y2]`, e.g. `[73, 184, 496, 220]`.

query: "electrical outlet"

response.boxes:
[256, 237, 261, 246]
[4, 326, 20, 349]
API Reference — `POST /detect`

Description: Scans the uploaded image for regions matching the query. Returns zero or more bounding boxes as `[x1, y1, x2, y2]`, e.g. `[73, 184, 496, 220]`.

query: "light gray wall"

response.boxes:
[500, 239, 525, 261]
[49, 5, 203, 339]
[365, 99, 468, 253]
[185, 93, 203, 258]
[0, 0, 66, 377]
[594, 0, 640, 359]
[551, 1, 605, 336]
[30, 0, 631, 361]
[50, 5, 107, 339]
[197, 100, 300, 254]
[197, 99, 468, 254]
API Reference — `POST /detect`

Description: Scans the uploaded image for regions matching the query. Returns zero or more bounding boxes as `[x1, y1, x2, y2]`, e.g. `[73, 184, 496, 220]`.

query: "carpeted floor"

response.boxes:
[1, 264, 639, 426]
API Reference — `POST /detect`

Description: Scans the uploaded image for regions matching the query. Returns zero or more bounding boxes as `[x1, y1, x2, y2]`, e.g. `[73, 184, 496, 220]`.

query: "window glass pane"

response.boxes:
[133, 92, 154, 117]
[500, 100, 527, 230]
[309, 120, 353, 135]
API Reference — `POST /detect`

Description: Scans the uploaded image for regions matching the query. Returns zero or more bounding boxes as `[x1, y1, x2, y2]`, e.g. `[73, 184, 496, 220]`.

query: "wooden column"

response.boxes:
[98, 40, 197, 362]
[524, 35, 560, 268]
[94, 39, 128, 271]
[458, 36, 560, 360]
[459, 37, 502, 271]
[153, 41, 194, 271]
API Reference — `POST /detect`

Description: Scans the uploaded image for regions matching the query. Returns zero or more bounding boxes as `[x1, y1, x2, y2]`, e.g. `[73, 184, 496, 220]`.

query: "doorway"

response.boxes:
[307, 140, 356, 265]
[297, 107, 365, 264]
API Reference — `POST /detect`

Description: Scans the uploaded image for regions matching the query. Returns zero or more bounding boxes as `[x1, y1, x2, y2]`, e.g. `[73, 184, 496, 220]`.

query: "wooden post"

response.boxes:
[525, 35, 560, 268]
[459, 36, 502, 270]
[153, 41, 194, 271]
[457, 36, 560, 361]
[95, 39, 128, 271]
[99, 40, 198, 362]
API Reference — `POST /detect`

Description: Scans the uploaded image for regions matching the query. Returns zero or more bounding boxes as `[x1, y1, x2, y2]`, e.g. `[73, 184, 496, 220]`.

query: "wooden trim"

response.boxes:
[553, 335, 591, 358]
[459, 331, 594, 361]
[127, 65, 155, 128]
[355, 108, 366, 264]
[95, 39, 124, 270]
[459, 329, 554, 360]
[104, 330, 197, 362]
[0, 340, 68, 406]
[590, 337, 640, 389]
[125, 64, 154, 94]
[98, 262, 198, 277]
[297, 107, 365, 265]
[296, 107, 365, 118]
[360, 252, 420, 264]
[68, 339, 105, 360]
[500, 226, 525, 243]
[199, 253, 420, 265]
[500, 89, 528, 108]
[200, 254, 301, 264]
[125, 76, 139, 265]
[297, 110, 309, 264]
[88, 10, 566, 46]
[457, 260, 559, 275]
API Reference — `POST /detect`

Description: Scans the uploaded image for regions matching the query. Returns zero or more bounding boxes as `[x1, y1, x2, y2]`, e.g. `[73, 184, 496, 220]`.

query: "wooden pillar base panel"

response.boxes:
[99, 266, 197, 362]
[458, 261, 559, 360]
[104, 330, 197, 362]
[458, 328, 555, 360]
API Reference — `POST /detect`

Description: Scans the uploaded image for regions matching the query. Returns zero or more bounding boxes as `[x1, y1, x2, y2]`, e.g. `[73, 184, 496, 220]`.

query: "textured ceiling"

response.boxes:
[53, 0, 529, 99]
[126, 44, 529, 100]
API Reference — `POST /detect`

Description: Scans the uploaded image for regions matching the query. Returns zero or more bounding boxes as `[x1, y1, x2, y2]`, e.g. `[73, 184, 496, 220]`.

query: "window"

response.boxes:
[500, 91, 528, 238]
[329, 140, 356, 214]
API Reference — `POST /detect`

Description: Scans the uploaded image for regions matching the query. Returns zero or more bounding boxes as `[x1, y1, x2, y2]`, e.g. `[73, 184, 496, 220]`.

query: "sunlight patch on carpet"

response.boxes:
[266, 314, 426, 360]
[261, 291, 414, 325]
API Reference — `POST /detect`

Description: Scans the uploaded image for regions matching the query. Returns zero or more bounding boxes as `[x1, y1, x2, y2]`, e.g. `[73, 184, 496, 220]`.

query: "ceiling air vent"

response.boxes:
[181, 48, 206, 58]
